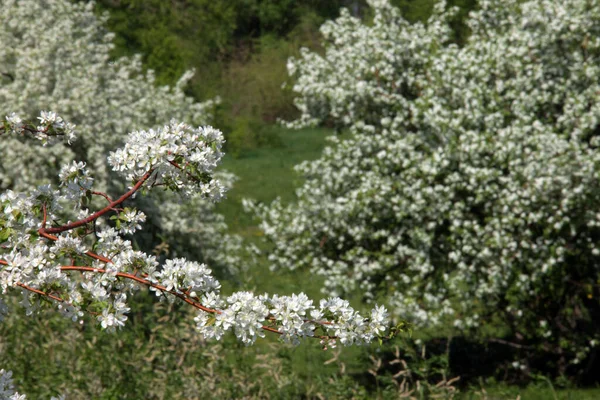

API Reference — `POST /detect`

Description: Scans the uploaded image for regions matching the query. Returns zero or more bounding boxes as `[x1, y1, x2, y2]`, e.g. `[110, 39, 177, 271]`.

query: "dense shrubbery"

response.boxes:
[89, 0, 356, 97]
[253, 0, 600, 376]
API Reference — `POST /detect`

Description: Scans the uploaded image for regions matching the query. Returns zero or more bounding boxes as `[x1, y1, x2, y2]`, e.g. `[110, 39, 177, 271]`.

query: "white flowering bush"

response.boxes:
[0, 0, 247, 274]
[0, 0, 217, 189]
[253, 0, 600, 373]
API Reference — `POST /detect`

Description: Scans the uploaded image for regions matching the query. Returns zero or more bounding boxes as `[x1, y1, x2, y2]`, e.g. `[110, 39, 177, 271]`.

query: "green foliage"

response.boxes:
[89, 0, 348, 88]
[229, 0, 366, 38]
[88, 0, 345, 155]
[218, 34, 300, 123]
[216, 126, 332, 235]
[225, 116, 281, 158]
[89, 0, 236, 86]
[0, 293, 274, 399]
[459, 381, 600, 400]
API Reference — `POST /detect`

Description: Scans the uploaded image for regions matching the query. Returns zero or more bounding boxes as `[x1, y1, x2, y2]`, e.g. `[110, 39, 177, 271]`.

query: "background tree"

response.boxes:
[253, 0, 600, 377]
[87, 0, 477, 156]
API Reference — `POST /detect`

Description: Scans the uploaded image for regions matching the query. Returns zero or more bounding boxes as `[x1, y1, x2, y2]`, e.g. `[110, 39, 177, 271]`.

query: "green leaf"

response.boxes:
[206, 315, 217, 326]
[0, 227, 12, 242]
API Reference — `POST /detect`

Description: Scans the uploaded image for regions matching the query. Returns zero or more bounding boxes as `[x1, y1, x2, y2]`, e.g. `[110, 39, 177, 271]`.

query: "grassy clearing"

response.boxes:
[216, 125, 333, 298]
[216, 125, 332, 236]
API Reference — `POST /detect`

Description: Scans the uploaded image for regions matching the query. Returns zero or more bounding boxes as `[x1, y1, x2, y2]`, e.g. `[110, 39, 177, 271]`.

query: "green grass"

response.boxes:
[216, 125, 333, 236]
[216, 125, 333, 298]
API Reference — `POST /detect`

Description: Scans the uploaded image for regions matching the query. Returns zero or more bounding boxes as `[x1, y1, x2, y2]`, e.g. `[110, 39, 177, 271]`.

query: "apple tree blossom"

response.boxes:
[0, 114, 391, 346]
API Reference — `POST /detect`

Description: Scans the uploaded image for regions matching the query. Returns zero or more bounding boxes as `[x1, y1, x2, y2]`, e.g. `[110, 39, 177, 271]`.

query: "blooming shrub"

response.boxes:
[253, 0, 600, 372]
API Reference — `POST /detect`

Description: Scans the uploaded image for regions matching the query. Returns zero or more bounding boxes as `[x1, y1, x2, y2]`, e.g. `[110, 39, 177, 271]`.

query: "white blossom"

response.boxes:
[0, 115, 389, 349]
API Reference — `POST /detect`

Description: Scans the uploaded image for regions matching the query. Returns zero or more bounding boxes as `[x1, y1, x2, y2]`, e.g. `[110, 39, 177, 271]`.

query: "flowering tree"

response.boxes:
[0, 0, 246, 273]
[252, 0, 600, 373]
[0, 113, 392, 398]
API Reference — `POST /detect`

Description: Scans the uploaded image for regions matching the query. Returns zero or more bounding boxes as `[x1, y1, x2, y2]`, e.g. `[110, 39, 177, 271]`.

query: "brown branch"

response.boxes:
[36, 227, 112, 265]
[488, 337, 534, 350]
[0, 260, 343, 340]
[86, 251, 113, 264]
[17, 282, 100, 316]
[17, 283, 65, 303]
[91, 191, 114, 204]
[40, 169, 154, 236]
[59, 265, 340, 340]
[36, 170, 155, 264]
[60, 265, 219, 314]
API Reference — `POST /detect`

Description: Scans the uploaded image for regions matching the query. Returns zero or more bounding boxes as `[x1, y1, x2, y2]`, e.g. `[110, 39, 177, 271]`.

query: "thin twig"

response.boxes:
[40, 169, 154, 235]
[488, 337, 534, 350]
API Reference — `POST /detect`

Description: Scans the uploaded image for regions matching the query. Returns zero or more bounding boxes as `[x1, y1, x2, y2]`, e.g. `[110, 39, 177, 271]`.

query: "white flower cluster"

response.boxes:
[2, 111, 77, 147]
[0, 0, 240, 277]
[155, 258, 220, 296]
[254, 0, 600, 364]
[114, 208, 146, 235]
[97, 293, 130, 332]
[36, 111, 77, 145]
[0, 369, 20, 400]
[58, 161, 93, 201]
[0, 117, 390, 349]
[195, 291, 388, 346]
[107, 121, 225, 200]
